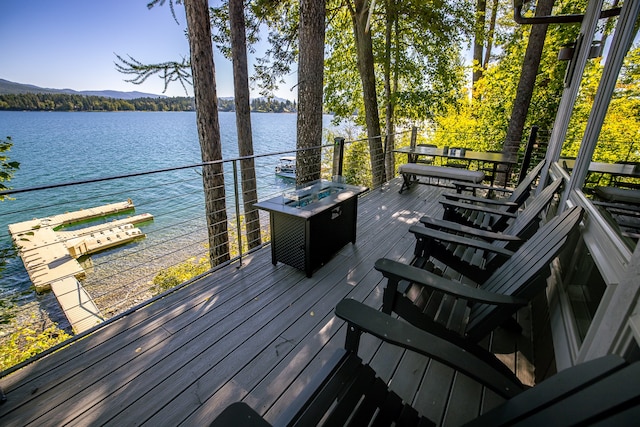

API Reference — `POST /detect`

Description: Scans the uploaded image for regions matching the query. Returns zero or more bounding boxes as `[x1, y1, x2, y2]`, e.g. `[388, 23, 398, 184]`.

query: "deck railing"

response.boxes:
[0, 134, 397, 342]
[0, 126, 544, 373]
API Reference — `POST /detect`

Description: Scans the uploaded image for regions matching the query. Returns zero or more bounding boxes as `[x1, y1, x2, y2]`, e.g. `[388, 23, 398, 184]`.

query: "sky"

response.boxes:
[0, 0, 297, 99]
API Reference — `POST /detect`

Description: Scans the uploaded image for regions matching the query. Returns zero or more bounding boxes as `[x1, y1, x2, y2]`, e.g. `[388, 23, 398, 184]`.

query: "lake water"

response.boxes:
[0, 111, 343, 328]
[1, 110, 333, 187]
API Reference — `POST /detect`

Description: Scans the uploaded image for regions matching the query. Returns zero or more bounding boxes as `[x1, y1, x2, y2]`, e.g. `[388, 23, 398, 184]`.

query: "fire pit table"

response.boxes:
[254, 179, 368, 277]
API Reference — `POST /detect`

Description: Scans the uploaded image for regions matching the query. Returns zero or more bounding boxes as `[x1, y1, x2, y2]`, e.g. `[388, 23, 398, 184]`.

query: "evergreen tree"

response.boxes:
[0, 136, 20, 200]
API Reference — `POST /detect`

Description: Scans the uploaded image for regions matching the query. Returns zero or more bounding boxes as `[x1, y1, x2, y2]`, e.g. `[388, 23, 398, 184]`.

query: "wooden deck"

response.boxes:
[0, 178, 534, 426]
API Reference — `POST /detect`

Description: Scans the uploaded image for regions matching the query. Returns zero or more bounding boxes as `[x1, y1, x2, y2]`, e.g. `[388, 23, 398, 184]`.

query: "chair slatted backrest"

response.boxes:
[465, 206, 583, 340]
[487, 178, 563, 258]
[503, 177, 561, 234]
[504, 159, 546, 207]
[425, 178, 563, 282]
[443, 160, 547, 231]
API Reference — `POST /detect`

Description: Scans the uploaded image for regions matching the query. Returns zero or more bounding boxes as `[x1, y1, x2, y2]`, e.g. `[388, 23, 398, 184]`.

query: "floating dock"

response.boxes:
[8, 200, 153, 334]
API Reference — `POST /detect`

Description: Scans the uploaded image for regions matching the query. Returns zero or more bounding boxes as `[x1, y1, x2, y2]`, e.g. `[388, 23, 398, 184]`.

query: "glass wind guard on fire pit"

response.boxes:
[282, 179, 347, 208]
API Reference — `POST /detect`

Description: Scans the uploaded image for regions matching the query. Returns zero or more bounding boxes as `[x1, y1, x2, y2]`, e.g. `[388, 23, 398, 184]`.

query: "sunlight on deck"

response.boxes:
[0, 180, 537, 426]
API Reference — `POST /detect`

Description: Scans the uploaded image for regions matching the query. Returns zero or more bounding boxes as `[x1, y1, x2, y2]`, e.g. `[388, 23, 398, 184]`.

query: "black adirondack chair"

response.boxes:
[441, 160, 546, 231]
[447, 158, 546, 202]
[211, 299, 639, 427]
[376, 206, 584, 343]
[412, 178, 563, 283]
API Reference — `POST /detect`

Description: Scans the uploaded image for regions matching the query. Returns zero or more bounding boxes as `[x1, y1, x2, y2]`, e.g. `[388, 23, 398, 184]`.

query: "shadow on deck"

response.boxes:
[0, 178, 534, 426]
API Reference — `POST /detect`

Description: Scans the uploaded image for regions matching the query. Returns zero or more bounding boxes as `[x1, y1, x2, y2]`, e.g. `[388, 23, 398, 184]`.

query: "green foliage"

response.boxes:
[210, 1, 262, 58]
[209, 0, 300, 98]
[0, 93, 296, 113]
[115, 53, 192, 95]
[0, 321, 71, 371]
[593, 46, 640, 163]
[374, 0, 471, 123]
[323, 127, 375, 187]
[152, 256, 211, 295]
[323, 0, 472, 128]
[150, 213, 271, 295]
[323, 4, 363, 125]
[430, 103, 499, 152]
[0, 93, 195, 112]
[250, 98, 297, 113]
[343, 138, 373, 187]
[433, 31, 640, 166]
[1, 136, 20, 200]
[226, 213, 270, 259]
[223, 0, 471, 128]
[561, 44, 640, 163]
[249, 0, 300, 98]
[471, 18, 576, 148]
[620, 45, 640, 98]
[427, 0, 640, 164]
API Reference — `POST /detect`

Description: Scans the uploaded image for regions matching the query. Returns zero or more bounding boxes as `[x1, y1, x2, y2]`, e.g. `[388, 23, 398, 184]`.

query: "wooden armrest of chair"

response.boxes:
[211, 298, 527, 427]
[440, 199, 519, 219]
[452, 180, 515, 195]
[212, 340, 631, 427]
[409, 225, 515, 259]
[374, 258, 526, 306]
[443, 192, 519, 207]
[419, 216, 522, 242]
[335, 299, 525, 398]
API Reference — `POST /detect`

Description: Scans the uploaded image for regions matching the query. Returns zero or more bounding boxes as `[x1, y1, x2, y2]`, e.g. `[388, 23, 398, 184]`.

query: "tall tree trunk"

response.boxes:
[229, 0, 261, 250]
[351, 0, 385, 188]
[483, 0, 498, 69]
[296, 0, 325, 185]
[503, 0, 555, 166]
[383, 0, 394, 181]
[472, 0, 487, 90]
[184, 0, 229, 265]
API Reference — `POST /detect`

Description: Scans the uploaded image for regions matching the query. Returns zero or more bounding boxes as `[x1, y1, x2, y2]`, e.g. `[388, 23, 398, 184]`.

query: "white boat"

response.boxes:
[275, 156, 296, 180]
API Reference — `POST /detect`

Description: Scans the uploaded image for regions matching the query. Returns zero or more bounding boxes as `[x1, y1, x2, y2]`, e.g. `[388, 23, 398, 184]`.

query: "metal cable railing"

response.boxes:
[0, 125, 546, 373]
[0, 139, 392, 344]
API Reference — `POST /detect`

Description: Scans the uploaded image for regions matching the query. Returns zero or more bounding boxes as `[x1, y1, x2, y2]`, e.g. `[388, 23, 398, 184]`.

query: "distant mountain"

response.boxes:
[0, 78, 166, 100]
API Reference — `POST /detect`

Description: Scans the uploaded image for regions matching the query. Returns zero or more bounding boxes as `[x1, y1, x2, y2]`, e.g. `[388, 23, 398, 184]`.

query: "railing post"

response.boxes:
[232, 160, 243, 267]
[410, 126, 418, 149]
[518, 125, 539, 184]
[409, 126, 418, 163]
[333, 137, 345, 179]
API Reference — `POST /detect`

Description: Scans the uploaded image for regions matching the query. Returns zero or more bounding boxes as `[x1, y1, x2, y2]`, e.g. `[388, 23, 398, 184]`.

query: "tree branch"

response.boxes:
[114, 54, 192, 95]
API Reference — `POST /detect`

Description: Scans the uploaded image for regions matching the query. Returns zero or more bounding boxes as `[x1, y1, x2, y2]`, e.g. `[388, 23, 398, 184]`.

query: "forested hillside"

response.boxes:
[0, 92, 297, 113]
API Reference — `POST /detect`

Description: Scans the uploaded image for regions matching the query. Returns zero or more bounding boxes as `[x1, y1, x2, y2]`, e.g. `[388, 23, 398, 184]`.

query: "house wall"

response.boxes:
[541, 164, 640, 371]
[523, 0, 640, 374]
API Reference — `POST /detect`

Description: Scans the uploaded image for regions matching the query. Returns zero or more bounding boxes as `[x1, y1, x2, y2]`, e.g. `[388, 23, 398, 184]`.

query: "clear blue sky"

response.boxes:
[0, 0, 296, 99]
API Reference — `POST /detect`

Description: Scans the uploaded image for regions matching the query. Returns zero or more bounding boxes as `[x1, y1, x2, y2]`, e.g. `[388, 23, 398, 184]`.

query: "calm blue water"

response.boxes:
[2, 110, 310, 187]
[0, 111, 341, 324]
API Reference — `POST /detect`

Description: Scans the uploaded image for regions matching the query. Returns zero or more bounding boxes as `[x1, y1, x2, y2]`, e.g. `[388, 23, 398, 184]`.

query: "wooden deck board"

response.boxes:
[0, 178, 535, 426]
